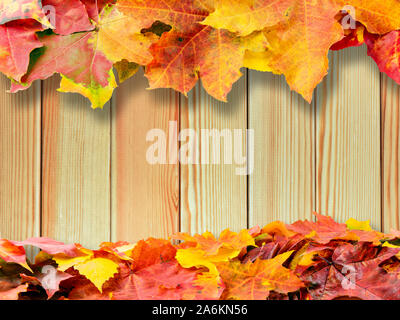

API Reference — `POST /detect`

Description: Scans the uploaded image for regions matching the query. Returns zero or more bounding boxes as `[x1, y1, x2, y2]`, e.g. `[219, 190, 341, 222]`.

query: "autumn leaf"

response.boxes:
[346, 218, 373, 231]
[365, 30, 400, 85]
[145, 26, 228, 100]
[302, 243, 400, 300]
[114, 60, 139, 83]
[0, 284, 28, 300]
[325, 263, 400, 300]
[2, 0, 400, 105]
[218, 252, 303, 300]
[130, 238, 176, 271]
[119, 0, 264, 101]
[5, 213, 400, 300]
[81, 0, 117, 22]
[11, 5, 157, 108]
[97, 6, 157, 66]
[65, 276, 112, 300]
[146, 25, 255, 101]
[53, 246, 94, 272]
[0, 20, 43, 81]
[99, 241, 136, 261]
[112, 261, 219, 300]
[58, 71, 117, 109]
[0, 0, 51, 26]
[245, 234, 306, 264]
[12, 237, 79, 256]
[174, 229, 254, 275]
[74, 257, 119, 292]
[287, 213, 359, 244]
[116, 0, 212, 32]
[261, 221, 296, 238]
[337, 0, 400, 34]
[42, 0, 94, 35]
[0, 239, 31, 272]
[201, 0, 292, 37]
[21, 268, 73, 299]
[193, 272, 225, 300]
[331, 22, 365, 51]
[244, 0, 343, 102]
[10, 30, 115, 108]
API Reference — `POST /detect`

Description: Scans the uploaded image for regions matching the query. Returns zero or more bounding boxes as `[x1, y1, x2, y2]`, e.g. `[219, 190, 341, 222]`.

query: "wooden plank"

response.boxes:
[41, 75, 111, 248]
[111, 70, 180, 242]
[0, 75, 41, 241]
[381, 75, 400, 232]
[248, 71, 315, 227]
[180, 77, 247, 235]
[316, 46, 381, 229]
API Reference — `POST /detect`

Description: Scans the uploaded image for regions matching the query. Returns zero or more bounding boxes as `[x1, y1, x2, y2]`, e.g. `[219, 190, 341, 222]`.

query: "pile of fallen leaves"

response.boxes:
[1, 0, 400, 108]
[2, 214, 400, 300]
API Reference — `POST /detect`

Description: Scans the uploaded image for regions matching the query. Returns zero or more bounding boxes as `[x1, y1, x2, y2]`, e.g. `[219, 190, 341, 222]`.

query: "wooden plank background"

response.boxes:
[0, 46, 398, 247]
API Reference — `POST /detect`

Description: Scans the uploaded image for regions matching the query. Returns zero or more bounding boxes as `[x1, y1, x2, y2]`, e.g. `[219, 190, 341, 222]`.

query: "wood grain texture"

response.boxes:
[41, 75, 111, 248]
[248, 71, 315, 227]
[0, 75, 41, 241]
[316, 46, 381, 229]
[180, 77, 247, 235]
[381, 75, 400, 232]
[111, 70, 180, 242]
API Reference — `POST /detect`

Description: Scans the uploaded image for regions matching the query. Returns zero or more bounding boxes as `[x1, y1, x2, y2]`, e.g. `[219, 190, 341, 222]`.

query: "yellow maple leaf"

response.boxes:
[53, 247, 94, 272]
[244, 0, 343, 102]
[201, 0, 292, 37]
[175, 229, 254, 275]
[98, 7, 157, 66]
[187, 272, 224, 300]
[58, 70, 117, 109]
[74, 258, 119, 292]
[346, 218, 373, 231]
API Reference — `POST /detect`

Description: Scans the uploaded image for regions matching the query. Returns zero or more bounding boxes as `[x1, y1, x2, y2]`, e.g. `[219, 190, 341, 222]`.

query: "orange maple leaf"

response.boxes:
[218, 251, 303, 300]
